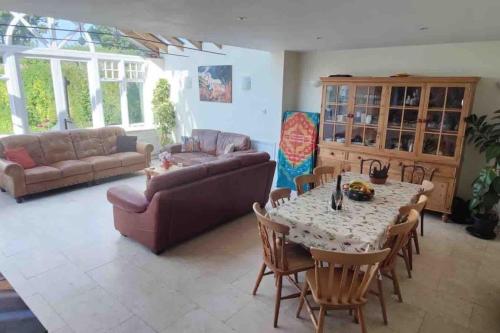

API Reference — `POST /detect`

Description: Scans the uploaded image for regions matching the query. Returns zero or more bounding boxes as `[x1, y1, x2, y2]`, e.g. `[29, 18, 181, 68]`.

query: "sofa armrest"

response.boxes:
[136, 142, 154, 166]
[107, 185, 149, 213]
[161, 143, 182, 154]
[0, 158, 24, 178]
[0, 158, 26, 198]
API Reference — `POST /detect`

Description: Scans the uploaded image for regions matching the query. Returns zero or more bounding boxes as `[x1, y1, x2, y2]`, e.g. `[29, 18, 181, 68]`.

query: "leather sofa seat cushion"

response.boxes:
[216, 132, 251, 155]
[145, 165, 208, 201]
[38, 132, 77, 164]
[80, 155, 121, 171]
[110, 152, 144, 166]
[236, 152, 270, 166]
[24, 166, 62, 185]
[205, 159, 241, 176]
[70, 129, 105, 159]
[99, 127, 126, 155]
[170, 152, 217, 166]
[0, 135, 46, 165]
[192, 129, 220, 155]
[51, 160, 92, 177]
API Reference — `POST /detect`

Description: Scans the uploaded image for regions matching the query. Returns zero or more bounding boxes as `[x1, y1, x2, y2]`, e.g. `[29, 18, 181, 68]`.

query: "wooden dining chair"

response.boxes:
[419, 180, 434, 236]
[400, 164, 436, 185]
[313, 166, 337, 186]
[294, 174, 319, 195]
[296, 248, 390, 333]
[398, 195, 428, 277]
[252, 203, 314, 328]
[359, 158, 383, 175]
[373, 209, 418, 324]
[269, 187, 292, 208]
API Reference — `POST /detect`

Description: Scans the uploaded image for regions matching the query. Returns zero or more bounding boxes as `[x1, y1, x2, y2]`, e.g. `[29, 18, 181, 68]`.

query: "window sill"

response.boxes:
[124, 125, 157, 133]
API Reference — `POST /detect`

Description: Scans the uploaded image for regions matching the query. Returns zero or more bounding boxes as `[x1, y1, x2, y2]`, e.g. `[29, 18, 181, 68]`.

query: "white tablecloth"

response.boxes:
[269, 172, 422, 252]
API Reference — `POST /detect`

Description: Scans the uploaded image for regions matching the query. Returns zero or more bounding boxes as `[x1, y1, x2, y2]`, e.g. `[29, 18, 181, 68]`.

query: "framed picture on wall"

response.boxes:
[198, 65, 232, 103]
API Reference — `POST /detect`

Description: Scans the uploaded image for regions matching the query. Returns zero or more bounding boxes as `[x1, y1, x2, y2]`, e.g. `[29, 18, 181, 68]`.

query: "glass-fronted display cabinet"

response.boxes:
[351, 86, 383, 148]
[322, 84, 349, 143]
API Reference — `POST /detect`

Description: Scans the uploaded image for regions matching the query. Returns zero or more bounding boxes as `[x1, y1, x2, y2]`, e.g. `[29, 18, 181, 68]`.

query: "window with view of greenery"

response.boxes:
[0, 81, 13, 134]
[61, 61, 92, 128]
[102, 81, 121, 125]
[127, 82, 144, 124]
[20, 58, 57, 132]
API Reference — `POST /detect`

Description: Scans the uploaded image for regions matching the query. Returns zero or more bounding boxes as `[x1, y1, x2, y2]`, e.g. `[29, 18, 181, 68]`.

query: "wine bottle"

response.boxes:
[331, 174, 343, 210]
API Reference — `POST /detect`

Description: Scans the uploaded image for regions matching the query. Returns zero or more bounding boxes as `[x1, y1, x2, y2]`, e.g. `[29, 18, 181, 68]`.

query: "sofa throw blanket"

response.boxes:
[277, 111, 320, 191]
[181, 136, 201, 152]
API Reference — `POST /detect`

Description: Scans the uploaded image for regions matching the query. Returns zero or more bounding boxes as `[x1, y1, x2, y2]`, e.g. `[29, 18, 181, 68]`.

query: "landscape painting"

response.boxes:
[198, 65, 232, 103]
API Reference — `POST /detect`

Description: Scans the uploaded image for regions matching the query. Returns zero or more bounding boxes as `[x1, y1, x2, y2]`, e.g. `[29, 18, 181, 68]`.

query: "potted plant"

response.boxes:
[369, 161, 391, 185]
[464, 110, 500, 239]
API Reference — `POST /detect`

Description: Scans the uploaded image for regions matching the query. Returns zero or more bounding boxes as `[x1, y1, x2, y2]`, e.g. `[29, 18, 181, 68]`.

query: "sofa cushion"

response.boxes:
[216, 132, 251, 155]
[145, 165, 208, 201]
[170, 152, 217, 166]
[117, 135, 137, 153]
[110, 152, 144, 167]
[70, 129, 105, 159]
[80, 155, 121, 171]
[5, 147, 37, 169]
[24, 166, 62, 185]
[205, 159, 241, 176]
[192, 129, 220, 155]
[98, 127, 126, 155]
[51, 160, 92, 177]
[38, 132, 77, 164]
[236, 152, 270, 167]
[0, 134, 45, 165]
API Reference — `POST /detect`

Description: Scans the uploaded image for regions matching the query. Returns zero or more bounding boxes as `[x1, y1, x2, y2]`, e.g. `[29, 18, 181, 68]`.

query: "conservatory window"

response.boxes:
[125, 62, 144, 81]
[99, 60, 119, 80]
[0, 57, 12, 134]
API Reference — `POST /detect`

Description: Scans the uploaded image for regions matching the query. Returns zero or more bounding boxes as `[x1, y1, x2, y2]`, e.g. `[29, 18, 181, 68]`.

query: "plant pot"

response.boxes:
[466, 213, 498, 240]
[162, 160, 171, 169]
[370, 176, 387, 185]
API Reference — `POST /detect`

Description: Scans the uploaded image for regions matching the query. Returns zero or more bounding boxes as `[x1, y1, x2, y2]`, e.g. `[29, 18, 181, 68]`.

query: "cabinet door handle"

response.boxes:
[330, 152, 335, 156]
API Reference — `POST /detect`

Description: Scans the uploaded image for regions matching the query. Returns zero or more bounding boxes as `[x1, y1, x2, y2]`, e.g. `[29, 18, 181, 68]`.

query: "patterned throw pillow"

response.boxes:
[223, 143, 235, 154]
[5, 147, 37, 169]
[181, 136, 201, 152]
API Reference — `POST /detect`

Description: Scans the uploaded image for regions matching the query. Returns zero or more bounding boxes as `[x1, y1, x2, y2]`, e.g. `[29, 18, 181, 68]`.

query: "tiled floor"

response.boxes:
[0, 172, 499, 333]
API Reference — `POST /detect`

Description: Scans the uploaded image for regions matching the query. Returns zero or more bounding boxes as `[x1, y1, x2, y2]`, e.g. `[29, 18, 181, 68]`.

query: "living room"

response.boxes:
[0, 1, 499, 333]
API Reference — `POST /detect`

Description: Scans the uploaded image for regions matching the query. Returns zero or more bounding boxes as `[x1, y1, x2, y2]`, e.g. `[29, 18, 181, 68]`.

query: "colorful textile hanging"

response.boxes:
[277, 111, 320, 190]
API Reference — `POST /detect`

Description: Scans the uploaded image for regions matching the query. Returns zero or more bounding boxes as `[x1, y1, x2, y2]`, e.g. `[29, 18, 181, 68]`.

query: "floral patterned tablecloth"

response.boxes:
[269, 172, 423, 252]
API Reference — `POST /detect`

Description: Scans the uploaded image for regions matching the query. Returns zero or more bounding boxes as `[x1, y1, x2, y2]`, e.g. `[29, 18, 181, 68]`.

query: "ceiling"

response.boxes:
[2, 0, 500, 51]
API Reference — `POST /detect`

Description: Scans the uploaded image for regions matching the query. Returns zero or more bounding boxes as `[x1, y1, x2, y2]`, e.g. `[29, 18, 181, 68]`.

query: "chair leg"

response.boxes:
[401, 246, 412, 278]
[357, 306, 367, 333]
[413, 230, 420, 255]
[407, 240, 413, 271]
[252, 263, 266, 295]
[317, 306, 326, 333]
[420, 212, 425, 236]
[377, 278, 388, 324]
[294, 272, 299, 283]
[274, 274, 283, 328]
[296, 280, 308, 318]
[390, 268, 403, 302]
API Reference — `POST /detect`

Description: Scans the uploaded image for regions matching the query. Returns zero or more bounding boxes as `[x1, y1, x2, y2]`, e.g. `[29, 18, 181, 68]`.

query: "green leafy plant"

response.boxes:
[465, 110, 500, 215]
[152, 79, 176, 145]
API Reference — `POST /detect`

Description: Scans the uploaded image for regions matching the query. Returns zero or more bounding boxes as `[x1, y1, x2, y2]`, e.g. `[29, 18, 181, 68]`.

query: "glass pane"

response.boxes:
[405, 87, 421, 107]
[388, 109, 402, 128]
[335, 105, 348, 122]
[385, 130, 400, 150]
[426, 111, 442, 131]
[355, 86, 369, 105]
[20, 58, 57, 132]
[127, 82, 144, 124]
[442, 112, 460, 132]
[323, 123, 334, 141]
[422, 134, 439, 155]
[366, 107, 379, 125]
[324, 107, 334, 122]
[61, 61, 92, 129]
[354, 107, 365, 124]
[0, 81, 13, 134]
[368, 86, 382, 106]
[440, 135, 457, 157]
[102, 81, 121, 125]
[0, 57, 4, 76]
[326, 86, 337, 103]
[400, 132, 415, 152]
[365, 128, 377, 147]
[338, 85, 349, 104]
[446, 87, 465, 109]
[390, 87, 405, 106]
[334, 124, 346, 143]
[428, 87, 446, 108]
[351, 126, 364, 145]
[402, 110, 418, 130]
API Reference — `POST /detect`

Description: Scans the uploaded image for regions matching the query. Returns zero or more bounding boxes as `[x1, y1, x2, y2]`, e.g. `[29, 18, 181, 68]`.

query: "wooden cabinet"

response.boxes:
[317, 76, 479, 215]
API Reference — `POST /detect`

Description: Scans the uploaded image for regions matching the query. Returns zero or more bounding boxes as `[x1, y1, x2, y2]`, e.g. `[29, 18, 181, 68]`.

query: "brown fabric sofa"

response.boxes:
[162, 129, 254, 166]
[107, 152, 276, 254]
[0, 127, 153, 202]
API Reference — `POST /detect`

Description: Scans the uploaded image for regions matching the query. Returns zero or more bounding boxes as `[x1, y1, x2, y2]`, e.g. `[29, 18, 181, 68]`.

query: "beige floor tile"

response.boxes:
[162, 308, 235, 333]
[469, 304, 500, 332]
[23, 293, 67, 332]
[106, 315, 156, 333]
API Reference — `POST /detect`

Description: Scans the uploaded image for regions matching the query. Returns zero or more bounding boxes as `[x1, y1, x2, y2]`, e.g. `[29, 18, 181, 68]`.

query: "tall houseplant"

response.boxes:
[464, 110, 500, 239]
[152, 79, 176, 146]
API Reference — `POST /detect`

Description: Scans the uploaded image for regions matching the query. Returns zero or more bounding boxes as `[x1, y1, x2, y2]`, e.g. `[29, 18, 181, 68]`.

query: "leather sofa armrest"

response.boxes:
[0, 158, 24, 178]
[136, 142, 154, 166]
[161, 143, 182, 154]
[107, 185, 149, 213]
[0, 158, 26, 198]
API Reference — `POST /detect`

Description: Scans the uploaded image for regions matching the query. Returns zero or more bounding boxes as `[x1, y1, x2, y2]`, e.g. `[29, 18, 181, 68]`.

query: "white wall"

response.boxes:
[164, 45, 285, 147]
[288, 41, 500, 198]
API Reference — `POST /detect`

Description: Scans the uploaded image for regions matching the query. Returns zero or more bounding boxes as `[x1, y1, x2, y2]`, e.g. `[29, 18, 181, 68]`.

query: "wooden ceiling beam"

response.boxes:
[187, 39, 203, 50]
[212, 43, 223, 49]
[120, 29, 162, 57]
[160, 36, 185, 51]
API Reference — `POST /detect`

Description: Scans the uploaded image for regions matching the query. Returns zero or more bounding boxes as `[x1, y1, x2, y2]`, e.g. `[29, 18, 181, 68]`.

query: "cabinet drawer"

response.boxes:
[415, 162, 456, 178]
[318, 147, 346, 160]
[347, 153, 389, 173]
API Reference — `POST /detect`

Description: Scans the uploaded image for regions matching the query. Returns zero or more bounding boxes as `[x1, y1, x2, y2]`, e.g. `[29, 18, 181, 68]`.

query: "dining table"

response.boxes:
[269, 172, 423, 252]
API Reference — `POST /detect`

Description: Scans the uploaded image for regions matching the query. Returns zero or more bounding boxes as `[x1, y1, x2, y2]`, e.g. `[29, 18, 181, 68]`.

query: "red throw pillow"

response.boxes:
[5, 147, 37, 169]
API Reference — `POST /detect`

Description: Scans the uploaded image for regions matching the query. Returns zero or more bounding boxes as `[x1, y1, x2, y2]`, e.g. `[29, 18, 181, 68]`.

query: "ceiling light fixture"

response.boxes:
[237, 16, 247, 21]
[316, 36, 323, 40]
[418, 26, 429, 31]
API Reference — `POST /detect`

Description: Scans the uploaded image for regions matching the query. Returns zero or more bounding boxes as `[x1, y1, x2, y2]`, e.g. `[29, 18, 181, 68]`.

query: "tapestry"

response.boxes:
[277, 111, 320, 190]
[198, 65, 232, 103]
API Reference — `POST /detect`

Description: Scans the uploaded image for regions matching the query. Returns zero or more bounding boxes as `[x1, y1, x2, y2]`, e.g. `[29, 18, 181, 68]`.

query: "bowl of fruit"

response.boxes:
[345, 180, 375, 201]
